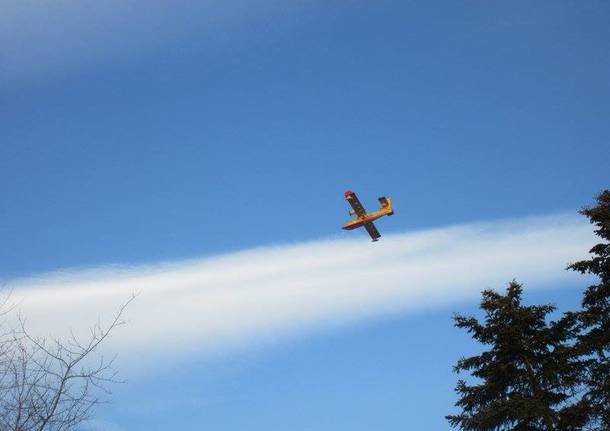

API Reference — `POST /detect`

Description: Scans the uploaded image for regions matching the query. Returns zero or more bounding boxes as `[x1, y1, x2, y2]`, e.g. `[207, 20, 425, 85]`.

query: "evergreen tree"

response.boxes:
[447, 281, 588, 431]
[567, 190, 610, 429]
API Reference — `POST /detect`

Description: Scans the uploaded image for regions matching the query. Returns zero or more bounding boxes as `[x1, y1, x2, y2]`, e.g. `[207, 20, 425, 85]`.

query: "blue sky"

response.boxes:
[1, 1, 609, 429]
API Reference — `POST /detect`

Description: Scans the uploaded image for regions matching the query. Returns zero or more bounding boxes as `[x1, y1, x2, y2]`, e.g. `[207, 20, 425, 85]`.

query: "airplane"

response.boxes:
[342, 190, 394, 242]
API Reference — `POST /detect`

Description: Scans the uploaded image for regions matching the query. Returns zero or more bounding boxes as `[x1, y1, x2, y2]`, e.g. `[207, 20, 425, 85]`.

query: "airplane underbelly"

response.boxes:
[343, 220, 365, 230]
[343, 213, 383, 230]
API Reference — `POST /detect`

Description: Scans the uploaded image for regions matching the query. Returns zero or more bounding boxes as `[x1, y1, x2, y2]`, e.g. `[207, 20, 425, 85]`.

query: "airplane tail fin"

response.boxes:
[378, 197, 394, 215]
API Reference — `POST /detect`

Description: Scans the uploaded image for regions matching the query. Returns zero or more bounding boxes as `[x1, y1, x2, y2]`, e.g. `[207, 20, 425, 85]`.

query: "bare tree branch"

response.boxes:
[0, 291, 136, 431]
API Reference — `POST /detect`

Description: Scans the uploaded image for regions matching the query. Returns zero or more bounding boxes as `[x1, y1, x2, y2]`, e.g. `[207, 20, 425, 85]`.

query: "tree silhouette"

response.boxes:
[567, 190, 610, 429]
[0, 294, 134, 431]
[447, 281, 587, 431]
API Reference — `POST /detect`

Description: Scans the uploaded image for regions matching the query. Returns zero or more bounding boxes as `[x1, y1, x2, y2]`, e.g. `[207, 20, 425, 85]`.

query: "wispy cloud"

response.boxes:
[3, 214, 592, 365]
[0, 0, 294, 86]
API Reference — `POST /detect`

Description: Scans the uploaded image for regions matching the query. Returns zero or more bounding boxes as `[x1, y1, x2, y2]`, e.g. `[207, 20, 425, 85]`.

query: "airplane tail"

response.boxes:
[378, 197, 394, 215]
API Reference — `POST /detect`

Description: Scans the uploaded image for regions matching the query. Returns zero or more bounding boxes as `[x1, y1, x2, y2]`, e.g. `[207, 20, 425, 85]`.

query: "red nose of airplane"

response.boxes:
[344, 190, 354, 198]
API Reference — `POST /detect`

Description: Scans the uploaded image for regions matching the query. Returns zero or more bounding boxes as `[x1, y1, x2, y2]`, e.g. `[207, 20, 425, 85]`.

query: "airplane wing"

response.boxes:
[364, 222, 381, 241]
[345, 192, 367, 217]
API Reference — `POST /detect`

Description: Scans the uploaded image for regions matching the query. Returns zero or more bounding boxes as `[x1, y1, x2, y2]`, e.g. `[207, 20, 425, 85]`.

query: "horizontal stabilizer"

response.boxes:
[378, 196, 393, 214]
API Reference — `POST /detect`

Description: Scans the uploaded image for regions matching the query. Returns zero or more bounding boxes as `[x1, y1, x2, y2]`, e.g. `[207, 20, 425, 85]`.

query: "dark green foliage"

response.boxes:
[567, 190, 610, 429]
[447, 190, 610, 430]
[446, 281, 588, 431]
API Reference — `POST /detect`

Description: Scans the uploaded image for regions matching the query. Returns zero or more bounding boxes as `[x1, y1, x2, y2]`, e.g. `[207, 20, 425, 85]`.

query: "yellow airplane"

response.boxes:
[342, 190, 394, 241]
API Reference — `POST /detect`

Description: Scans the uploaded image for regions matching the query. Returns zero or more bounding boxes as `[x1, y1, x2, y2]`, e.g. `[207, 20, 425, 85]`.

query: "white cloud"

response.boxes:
[2, 214, 592, 366]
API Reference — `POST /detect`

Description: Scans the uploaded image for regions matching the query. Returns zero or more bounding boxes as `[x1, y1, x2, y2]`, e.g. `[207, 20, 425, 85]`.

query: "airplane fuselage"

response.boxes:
[342, 196, 393, 230]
